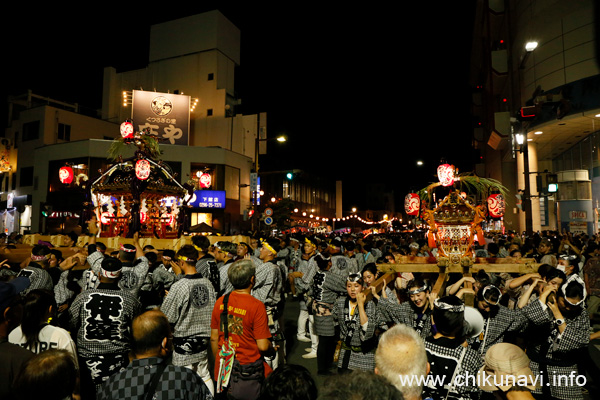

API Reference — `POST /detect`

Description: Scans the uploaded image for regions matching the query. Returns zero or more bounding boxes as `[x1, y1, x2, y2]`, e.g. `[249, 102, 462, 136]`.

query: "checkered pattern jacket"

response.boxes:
[251, 258, 282, 309]
[87, 251, 149, 298]
[377, 298, 433, 339]
[160, 274, 216, 366]
[522, 299, 590, 400]
[333, 296, 380, 371]
[97, 357, 213, 400]
[467, 304, 527, 362]
[69, 284, 141, 357]
[17, 263, 54, 294]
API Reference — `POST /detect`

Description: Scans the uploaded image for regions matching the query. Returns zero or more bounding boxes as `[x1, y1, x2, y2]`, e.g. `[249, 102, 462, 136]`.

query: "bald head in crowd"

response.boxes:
[375, 324, 429, 400]
[131, 309, 172, 358]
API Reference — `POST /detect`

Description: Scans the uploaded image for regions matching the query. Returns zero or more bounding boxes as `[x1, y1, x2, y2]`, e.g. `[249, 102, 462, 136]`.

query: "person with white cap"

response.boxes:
[68, 255, 142, 399]
[520, 273, 590, 400]
[477, 342, 537, 399]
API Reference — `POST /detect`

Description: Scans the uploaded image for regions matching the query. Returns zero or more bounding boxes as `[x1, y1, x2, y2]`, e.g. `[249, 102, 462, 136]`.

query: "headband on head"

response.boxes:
[162, 256, 172, 261]
[561, 274, 587, 306]
[305, 237, 315, 246]
[30, 254, 49, 262]
[177, 255, 195, 262]
[261, 239, 277, 255]
[120, 244, 136, 252]
[100, 267, 121, 279]
[407, 283, 429, 295]
[482, 285, 502, 306]
[434, 298, 465, 313]
[347, 273, 362, 283]
[193, 245, 203, 252]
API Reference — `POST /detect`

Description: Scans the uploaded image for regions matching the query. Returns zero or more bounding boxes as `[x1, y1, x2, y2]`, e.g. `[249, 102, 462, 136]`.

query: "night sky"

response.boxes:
[3, 3, 477, 210]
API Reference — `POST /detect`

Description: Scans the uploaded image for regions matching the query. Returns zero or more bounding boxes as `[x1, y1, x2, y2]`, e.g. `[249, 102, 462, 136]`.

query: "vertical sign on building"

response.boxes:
[131, 90, 190, 145]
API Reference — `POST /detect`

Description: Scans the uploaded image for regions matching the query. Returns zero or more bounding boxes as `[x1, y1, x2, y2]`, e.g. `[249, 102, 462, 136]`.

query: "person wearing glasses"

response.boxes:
[333, 273, 379, 373]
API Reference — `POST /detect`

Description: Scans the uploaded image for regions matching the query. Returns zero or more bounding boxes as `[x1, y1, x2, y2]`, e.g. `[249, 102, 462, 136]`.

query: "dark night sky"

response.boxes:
[3, 3, 477, 210]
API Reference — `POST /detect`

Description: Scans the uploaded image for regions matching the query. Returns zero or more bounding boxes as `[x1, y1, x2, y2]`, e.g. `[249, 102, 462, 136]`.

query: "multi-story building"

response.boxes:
[471, 0, 600, 235]
[0, 10, 305, 236]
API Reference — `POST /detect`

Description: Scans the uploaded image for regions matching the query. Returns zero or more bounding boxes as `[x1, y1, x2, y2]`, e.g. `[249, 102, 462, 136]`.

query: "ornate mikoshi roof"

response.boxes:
[91, 158, 187, 199]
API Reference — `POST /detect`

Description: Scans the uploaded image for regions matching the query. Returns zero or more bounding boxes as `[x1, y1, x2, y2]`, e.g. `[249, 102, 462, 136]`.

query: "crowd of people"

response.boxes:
[1, 219, 600, 400]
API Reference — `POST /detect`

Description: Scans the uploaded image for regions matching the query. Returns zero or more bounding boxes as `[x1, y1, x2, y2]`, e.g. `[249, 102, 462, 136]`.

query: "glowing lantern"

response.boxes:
[135, 159, 151, 180]
[437, 164, 455, 187]
[487, 194, 505, 218]
[140, 212, 147, 224]
[59, 166, 74, 184]
[199, 172, 212, 189]
[100, 212, 114, 225]
[120, 121, 134, 139]
[404, 193, 420, 216]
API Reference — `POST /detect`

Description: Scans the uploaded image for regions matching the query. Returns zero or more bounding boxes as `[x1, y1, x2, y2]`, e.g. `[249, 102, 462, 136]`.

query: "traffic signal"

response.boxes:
[286, 172, 294, 180]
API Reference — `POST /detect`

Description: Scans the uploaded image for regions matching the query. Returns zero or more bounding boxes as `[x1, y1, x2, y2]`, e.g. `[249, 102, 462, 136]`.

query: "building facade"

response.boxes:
[471, 0, 600, 235]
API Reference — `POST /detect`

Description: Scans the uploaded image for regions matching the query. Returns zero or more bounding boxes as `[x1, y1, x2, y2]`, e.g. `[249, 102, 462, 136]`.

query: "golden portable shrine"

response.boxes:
[86, 121, 193, 238]
[373, 163, 538, 305]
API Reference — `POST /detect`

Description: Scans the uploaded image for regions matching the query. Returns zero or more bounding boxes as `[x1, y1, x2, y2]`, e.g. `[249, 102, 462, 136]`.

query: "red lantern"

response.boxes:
[487, 194, 505, 218]
[120, 121, 134, 139]
[437, 164, 455, 187]
[135, 159, 151, 180]
[404, 193, 420, 216]
[59, 166, 74, 184]
[100, 212, 114, 225]
[199, 172, 212, 188]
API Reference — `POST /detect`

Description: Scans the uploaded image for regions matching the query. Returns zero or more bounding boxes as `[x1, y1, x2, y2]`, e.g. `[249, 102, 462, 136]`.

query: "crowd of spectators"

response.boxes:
[0, 221, 599, 400]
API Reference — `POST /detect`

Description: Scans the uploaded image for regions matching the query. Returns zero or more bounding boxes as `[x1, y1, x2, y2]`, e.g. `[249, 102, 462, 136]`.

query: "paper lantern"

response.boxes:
[100, 212, 114, 225]
[59, 166, 74, 184]
[487, 194, 505, 218]
[437, 164, 455, 187]
[404, 193, 420, 216]
[120, 121, 134, 139]
[199, 172, 212, 189]
[135, 159, 151, 180]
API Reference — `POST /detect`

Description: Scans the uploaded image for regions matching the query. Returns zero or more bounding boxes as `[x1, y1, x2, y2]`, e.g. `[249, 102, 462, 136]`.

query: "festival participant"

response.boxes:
[521, 274, 591, 400]
[333, 273, 379, 373]
[235, 242, 252, 261]
[422, 296, 482, 400]
[311, 254, 347, 375]
[361, 262, 397, 301]
[328, 236, 352, 278]
[252, 237, 285, 368]
[535, 238, 558, 267]
[458, 284, 527, 359]
[215, 241, 238, 296]
[16, 245, 54, 295]
[86, 218, 149, 298]
[98, 309, 213, 400]
[193, 235, 221, 295]
[377, 277, 434, 339]
[68, 255, 142, 398]
[516, 267, 566, 309]
[288, 236, 320, 356]
[160, 244, 216, 394]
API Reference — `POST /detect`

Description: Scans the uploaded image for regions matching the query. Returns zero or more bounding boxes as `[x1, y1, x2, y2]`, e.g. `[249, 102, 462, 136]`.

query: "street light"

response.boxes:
[515, 132, 533, 235]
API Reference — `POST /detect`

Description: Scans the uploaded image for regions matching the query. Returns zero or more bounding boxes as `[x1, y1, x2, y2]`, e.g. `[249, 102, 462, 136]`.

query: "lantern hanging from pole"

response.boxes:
[135, 159, 151, 180]
[59, 166, 74, 184]
[404, 193, 420, 216]
[120, 120, 134, 139]
[487, 193, 505, 218]
[437, 163, 455, 187]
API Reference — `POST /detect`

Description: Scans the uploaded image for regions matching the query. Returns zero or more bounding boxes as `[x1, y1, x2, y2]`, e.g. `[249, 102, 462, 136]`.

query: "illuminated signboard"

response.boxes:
[131, 90, 190, 145]
[188, 190, 226, 209]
